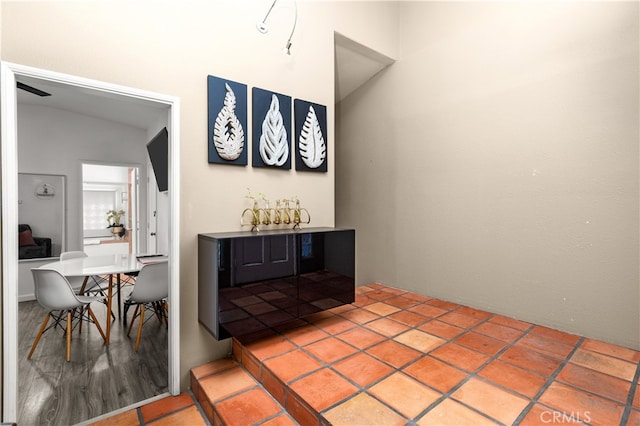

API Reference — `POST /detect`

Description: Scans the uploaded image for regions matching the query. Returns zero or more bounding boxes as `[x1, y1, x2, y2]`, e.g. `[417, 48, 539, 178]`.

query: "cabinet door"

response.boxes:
[233, 235, 295, 284]
[199, 230, 355, 341]
[297, 230, 355, 317]
[218, 235, 297, 337]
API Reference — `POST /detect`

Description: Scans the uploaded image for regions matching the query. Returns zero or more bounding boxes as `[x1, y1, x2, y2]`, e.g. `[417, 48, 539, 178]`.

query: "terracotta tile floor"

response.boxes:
[96, 284, 640, 425]
[89, 391, 209, 426]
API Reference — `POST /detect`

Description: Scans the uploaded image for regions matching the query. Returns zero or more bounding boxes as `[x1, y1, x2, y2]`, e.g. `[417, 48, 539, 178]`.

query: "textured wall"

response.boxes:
[337, 1, 639, 350]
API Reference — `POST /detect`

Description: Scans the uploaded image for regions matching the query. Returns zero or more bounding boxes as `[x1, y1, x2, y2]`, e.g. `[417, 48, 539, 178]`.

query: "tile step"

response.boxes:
[191, 356, 301, 425]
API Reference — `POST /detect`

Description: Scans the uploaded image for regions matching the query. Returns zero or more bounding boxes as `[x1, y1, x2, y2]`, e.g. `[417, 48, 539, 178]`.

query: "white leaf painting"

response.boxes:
[213, 83, 245, 161]
[259, 94, 289, 166]
[298, 105, 326, 169]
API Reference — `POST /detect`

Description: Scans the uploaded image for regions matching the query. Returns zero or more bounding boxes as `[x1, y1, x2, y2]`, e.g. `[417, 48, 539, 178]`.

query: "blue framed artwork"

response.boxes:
[207, 75, 248, 166]
[294, 99, 327, 173]
[252, 87, 292, 170]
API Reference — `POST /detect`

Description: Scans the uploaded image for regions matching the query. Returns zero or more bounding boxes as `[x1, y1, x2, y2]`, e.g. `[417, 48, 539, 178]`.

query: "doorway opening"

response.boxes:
[82, 163, 140, 256]
[1, 62, 180, 424]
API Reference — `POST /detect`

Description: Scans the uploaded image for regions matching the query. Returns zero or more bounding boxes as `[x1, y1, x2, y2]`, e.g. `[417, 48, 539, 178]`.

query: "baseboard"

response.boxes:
[18, 294, 35, 302]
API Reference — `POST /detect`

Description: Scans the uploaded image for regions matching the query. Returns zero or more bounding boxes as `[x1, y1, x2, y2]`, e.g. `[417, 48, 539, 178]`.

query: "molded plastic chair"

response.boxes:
[124, 262, 168, 351]
[61, 251, 135, 320]
[59, 251, 114, 323]
[59, 251, 106, 294]
[29, 268, 106, 362]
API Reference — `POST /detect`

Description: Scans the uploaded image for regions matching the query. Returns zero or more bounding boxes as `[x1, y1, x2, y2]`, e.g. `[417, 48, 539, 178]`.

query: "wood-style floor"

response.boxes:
[17, 286, 168, 426]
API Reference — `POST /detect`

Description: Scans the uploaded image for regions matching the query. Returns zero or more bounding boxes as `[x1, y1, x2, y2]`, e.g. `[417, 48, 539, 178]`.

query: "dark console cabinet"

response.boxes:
[198, 228, 355, 340]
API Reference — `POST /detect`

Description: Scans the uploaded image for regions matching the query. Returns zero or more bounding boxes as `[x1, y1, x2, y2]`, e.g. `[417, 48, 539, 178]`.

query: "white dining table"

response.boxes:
[39, 253, 167, 344]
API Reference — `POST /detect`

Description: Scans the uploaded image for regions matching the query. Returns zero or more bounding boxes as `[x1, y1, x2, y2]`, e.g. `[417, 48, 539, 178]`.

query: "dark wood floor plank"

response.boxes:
[18, 298, 168, 425]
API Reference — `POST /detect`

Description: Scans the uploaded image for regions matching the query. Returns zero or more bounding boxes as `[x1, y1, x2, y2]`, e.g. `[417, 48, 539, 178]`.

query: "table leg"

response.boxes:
[106, 274, 113, 345]
[117, 274, 122, 319]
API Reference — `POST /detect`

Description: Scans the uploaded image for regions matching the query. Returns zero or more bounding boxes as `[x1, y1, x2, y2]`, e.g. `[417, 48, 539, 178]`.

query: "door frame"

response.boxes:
[1, 61, 181, 423]
[147, 160, 159, 254]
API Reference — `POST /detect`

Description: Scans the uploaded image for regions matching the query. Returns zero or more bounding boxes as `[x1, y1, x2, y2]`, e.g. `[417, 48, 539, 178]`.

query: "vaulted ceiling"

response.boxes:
[334, 32, 395, 103]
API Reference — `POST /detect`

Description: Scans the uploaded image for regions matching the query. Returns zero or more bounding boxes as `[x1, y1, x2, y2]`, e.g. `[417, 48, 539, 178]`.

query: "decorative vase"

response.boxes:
[110, 226, 124, 238]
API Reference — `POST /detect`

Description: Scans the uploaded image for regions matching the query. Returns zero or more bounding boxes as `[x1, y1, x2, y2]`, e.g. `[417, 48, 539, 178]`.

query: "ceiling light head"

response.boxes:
[256, 21, 269, 34]
[257, 0, 277, 35]
[282, 40, 292, 55]
[256, 0, 296, 55]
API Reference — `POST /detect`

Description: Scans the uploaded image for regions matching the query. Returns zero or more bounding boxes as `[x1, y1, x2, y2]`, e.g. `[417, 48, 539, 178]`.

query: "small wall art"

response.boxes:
[207, 75, 248, 166]
[252, 87, 292, 170]
[294, 99, 327, 173]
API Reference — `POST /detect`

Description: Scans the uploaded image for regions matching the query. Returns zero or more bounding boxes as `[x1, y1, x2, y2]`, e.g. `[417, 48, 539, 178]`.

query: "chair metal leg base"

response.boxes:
[125, 300, 168, 352]
[27, 304, 107, 362]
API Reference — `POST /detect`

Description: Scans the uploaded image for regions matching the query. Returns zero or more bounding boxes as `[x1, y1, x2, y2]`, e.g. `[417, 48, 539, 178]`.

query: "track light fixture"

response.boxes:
[256, 0, 297, 55]
[256, 0, 276, 33]
[283, 1, 297, 55]
[282, 40, 293, 56]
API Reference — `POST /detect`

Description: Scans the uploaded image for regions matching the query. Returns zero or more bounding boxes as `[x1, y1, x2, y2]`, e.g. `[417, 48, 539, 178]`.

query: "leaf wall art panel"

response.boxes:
[207, 75, 248, 165]
[294, 99, 327, 173]
[252, 87, 292, 170]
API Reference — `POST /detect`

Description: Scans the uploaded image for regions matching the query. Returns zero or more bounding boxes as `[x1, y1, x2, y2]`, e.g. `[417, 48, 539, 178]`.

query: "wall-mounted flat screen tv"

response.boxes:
[147, 127, 168, 192]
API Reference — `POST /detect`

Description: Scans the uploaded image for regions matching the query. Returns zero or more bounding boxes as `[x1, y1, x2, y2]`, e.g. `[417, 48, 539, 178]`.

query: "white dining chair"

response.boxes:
[59, 251, 106, 294]
[124, 262, 168, 351]
[29, 268, 106, 362]
[60, 251, 114, 322]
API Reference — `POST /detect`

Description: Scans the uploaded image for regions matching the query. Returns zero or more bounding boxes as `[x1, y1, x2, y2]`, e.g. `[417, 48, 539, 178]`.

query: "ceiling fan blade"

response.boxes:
[17, 82, 52, 97]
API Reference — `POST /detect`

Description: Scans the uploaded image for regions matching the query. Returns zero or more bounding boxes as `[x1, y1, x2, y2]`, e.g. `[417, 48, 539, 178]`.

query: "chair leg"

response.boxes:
[135, 305, 146, 352]
[123, 302, 131, 326]
[127, 305, 140, 337]
[55, 310, 63, 329]
[28, 314, 50, 359]
[162, 301, 169, 327]
[77, 307, 83, 334]
[87, 306, 106, 342]
[78, 276, 90, 294]
[152, 302, 162, 322]
[84, 276, 116, 322]
[66, 311, 72, 362]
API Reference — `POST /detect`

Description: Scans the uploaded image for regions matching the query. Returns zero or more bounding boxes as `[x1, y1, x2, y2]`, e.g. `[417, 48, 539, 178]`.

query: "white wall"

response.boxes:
[18, 104, 150, 251]
[337, 2, 639, 350]
[83, 163, 129, 183]
[2, 0, 401, 388]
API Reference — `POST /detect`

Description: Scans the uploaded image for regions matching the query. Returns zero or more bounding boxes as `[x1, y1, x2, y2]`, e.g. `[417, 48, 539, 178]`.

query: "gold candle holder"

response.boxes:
[241, 192, 311, 231]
